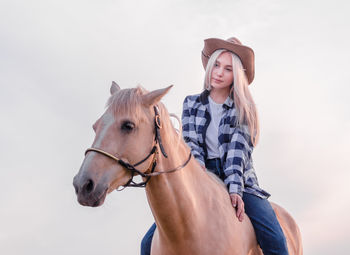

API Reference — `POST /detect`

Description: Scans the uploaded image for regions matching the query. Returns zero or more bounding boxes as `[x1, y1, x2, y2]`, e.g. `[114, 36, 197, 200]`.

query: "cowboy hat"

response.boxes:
[201, 37, 255, 84]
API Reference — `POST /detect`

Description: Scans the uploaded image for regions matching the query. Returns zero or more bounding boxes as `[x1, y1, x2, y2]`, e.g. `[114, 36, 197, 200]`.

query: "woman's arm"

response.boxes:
[223, 125, 253, 197]
[224, 126, 252, 221]
[181, 96, 206, 167]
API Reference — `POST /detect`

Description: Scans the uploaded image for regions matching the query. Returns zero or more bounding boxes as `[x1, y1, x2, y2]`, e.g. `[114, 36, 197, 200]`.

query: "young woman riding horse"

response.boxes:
[141, 37, 289, 255]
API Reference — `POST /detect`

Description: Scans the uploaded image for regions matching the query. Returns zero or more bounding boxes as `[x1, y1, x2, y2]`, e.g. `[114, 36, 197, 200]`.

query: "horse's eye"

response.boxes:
[121, 121, 135, 132]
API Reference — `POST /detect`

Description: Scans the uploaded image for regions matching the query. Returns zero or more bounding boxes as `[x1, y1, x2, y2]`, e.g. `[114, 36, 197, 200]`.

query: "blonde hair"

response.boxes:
[203, 49, 260, 146]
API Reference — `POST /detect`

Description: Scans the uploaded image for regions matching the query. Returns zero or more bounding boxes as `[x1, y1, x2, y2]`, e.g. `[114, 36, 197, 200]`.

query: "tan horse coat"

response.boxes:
[73, 85, 303, 255]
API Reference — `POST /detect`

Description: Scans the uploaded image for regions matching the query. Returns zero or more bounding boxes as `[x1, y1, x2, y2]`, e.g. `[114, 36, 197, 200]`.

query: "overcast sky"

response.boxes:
[1, 0, 350, 254]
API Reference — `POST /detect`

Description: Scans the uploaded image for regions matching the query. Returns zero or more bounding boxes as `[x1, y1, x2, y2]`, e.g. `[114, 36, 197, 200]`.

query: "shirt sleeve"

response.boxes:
[223, 125, 253, 197]
[181, 96, 205, 167]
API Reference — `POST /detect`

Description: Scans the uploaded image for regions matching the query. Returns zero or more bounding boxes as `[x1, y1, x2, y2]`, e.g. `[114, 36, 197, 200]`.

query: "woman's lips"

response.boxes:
[212, 78, 223, 83]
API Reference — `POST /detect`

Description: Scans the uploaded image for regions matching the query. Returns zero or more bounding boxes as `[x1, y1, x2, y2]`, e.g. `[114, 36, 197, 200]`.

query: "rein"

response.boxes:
[85, 106, 192, 190]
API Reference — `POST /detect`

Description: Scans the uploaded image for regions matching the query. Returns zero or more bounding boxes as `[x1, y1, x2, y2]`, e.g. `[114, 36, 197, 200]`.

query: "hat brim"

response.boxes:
[201, 38, 255, 84]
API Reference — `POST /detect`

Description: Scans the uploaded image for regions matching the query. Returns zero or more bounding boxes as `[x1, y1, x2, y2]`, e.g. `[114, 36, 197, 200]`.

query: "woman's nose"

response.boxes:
[216, 67, 224, 76]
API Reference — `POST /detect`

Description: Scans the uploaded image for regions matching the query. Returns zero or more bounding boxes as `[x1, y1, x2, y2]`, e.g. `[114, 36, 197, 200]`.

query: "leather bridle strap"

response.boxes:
[84, 146, 157, 178]
[84, 105, 191, 190]
[85, 146, 192, 189]
[140, 152, 192, 177]
[154, 105, 167, 158]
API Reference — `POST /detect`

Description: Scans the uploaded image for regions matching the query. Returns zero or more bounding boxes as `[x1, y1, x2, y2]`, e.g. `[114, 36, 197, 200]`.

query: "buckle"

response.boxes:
[155, 115, 162, 129]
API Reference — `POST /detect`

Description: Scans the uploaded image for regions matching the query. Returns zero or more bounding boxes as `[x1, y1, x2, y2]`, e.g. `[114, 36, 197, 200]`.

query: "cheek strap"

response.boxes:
[154, 105, 168, 158]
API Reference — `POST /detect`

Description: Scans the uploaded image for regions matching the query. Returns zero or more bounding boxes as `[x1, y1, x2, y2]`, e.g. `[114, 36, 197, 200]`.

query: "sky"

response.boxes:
[1, 0, 350, 254]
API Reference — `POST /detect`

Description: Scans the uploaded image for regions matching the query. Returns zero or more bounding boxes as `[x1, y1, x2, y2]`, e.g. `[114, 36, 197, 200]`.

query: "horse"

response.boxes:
[73, 82, 303, 255]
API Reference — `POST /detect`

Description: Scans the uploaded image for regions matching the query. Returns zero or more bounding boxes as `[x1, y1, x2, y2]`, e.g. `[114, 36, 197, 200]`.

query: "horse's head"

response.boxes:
[73, 82, 172, 207]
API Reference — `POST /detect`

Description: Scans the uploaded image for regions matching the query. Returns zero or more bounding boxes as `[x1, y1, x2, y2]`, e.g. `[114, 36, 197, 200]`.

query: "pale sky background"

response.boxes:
[1, 0, 350, 254]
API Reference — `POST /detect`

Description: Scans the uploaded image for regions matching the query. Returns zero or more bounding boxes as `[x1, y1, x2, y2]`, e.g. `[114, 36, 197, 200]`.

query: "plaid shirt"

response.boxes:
[182, 90, 270, 199]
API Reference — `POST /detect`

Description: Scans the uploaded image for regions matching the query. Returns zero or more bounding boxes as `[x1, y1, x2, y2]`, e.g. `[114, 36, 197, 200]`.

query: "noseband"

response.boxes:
[85, 106, 192, 190]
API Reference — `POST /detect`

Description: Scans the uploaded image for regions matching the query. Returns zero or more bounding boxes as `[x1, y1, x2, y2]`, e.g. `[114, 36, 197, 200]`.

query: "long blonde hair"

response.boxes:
[203, 49, 260, 146]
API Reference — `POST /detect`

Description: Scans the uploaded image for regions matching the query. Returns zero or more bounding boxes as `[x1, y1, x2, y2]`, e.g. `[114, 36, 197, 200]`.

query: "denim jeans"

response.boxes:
[140, 158, 289, 255]
[141, 223, 156, 255]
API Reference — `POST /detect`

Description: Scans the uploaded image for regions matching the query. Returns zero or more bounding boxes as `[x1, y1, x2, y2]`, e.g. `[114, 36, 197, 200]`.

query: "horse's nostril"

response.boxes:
[83, 179, 94, 194]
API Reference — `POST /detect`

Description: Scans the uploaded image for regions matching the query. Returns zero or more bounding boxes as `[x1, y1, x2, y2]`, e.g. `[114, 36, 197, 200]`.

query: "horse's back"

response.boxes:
[271, 202, 303, 255]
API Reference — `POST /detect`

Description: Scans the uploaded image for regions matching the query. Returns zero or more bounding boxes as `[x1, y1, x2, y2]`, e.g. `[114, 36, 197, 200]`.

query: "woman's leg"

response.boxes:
[242, 192, 289, 255]
[140, 223, 156, 255]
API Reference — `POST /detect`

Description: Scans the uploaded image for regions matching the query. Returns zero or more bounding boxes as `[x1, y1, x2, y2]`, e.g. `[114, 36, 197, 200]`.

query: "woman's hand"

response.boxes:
[229, 193, 244, 222]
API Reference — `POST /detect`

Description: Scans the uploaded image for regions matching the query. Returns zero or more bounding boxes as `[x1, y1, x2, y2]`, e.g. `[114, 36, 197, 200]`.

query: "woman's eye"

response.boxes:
[121, 121, 135, 132]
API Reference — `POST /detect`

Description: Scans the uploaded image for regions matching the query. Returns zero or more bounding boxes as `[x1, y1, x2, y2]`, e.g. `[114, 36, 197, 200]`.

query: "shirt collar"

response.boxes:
[199, 89, 235, 109]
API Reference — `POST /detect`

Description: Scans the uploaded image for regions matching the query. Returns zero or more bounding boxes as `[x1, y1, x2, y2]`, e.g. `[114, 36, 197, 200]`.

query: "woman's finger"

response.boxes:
[236, 199, 245, 221]
[239, 204, 245, 221]
[236, 200, 242, 217]
[230, 195, 237, 207]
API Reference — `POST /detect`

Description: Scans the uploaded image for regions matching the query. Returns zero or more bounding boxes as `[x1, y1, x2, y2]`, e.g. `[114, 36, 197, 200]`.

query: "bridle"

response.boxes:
[85, 106, 192, 190]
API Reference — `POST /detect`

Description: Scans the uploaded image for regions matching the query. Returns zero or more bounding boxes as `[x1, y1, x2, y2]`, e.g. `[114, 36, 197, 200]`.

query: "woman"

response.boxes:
[141, 37, 288, 255]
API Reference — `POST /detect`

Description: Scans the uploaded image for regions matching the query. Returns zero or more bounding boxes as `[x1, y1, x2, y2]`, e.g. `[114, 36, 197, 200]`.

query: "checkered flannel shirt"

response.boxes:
[182, 90, 270, 199]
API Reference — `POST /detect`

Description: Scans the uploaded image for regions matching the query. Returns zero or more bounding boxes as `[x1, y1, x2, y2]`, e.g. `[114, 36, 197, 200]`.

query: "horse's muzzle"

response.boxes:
[73, 174, 108, 207]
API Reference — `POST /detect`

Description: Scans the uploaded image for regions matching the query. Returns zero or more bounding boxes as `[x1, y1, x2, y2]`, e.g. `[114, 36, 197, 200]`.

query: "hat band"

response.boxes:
[202, 51, 210, 59]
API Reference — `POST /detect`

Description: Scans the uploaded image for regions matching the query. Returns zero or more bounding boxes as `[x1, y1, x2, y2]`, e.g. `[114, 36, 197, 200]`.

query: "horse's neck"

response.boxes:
[145, 124, 217, 241]
[146, 155, 205, 240]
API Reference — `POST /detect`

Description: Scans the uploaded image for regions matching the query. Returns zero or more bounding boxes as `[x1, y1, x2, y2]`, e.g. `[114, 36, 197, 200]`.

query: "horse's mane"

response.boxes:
[105, 86, 149, 124]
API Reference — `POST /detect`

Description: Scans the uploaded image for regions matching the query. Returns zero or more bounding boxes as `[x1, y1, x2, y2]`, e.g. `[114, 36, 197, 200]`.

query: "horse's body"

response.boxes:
[73, 83, 303, 255]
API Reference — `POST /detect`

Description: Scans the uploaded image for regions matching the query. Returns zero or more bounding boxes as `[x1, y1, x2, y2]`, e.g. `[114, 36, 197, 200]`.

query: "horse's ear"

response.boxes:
[142, 85, 173, 107]
[110, 81, 120, 95]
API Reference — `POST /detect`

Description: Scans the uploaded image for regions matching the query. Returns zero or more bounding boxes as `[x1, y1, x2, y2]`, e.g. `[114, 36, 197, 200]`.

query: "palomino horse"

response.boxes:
[73, 82, 303, 255]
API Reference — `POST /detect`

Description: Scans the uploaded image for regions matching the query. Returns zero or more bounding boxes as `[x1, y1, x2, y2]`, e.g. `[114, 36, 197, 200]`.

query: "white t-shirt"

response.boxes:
[206, 96, 225, 159]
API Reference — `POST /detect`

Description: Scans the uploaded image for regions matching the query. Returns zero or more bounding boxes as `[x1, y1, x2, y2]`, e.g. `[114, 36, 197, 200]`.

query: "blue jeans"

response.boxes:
[141, 158, 288, 255]
[141, 223, 156, 255]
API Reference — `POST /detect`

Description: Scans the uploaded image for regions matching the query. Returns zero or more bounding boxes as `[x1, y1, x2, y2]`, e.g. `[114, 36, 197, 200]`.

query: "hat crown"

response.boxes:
[226, 37, 242, 45]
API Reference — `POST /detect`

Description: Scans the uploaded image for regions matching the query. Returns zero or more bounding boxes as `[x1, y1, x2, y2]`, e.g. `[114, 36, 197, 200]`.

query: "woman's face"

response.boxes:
[210, 51, 233, 91]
